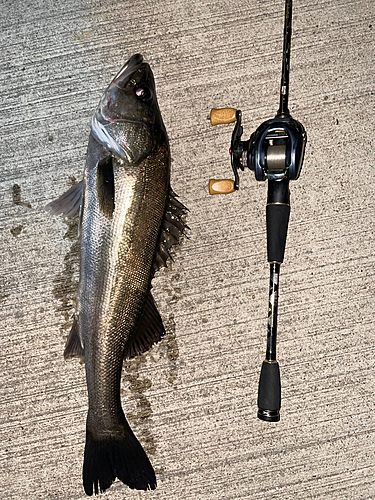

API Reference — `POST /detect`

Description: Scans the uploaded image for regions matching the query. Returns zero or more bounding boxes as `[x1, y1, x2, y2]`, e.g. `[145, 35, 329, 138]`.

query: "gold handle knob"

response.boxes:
[210, 108, 237, 126]
[209, 179, 236, 195]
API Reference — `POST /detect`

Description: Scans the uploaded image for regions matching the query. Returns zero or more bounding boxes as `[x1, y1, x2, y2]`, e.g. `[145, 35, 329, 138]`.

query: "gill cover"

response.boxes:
[91, 54, 161, 164]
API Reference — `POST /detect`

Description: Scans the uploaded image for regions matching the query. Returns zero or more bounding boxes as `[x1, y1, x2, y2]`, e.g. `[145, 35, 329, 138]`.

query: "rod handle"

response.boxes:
[267, 178, 290, 263]
[210, 108, 237, 126]
[257, 360, 281, 422]
[209, 179, 236, 195]
[266, 204, 290, 263]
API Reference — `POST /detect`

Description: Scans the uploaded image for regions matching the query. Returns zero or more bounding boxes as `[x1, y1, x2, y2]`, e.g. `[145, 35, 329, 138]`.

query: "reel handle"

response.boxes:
[208, 179, 236, 195]
[209, 108, 242, 194]
[210, 108, 237, 126]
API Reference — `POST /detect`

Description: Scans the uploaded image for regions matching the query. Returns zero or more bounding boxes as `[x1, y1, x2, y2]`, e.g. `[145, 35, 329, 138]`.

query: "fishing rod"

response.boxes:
[209, 0, 306, 422]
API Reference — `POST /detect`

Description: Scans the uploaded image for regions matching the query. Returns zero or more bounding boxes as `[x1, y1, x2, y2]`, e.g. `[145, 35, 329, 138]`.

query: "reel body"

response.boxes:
[247, 116, 306, 182]
[210, 110, 306, 189]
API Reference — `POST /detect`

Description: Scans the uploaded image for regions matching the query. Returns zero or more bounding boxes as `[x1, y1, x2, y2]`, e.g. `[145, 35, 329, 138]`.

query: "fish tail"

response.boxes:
[83, 424, 156, 495]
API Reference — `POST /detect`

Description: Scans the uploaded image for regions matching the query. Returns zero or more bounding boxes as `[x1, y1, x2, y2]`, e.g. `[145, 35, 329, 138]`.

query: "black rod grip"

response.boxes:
[266, 203, 290, 263]
[257, 360, 281, 422]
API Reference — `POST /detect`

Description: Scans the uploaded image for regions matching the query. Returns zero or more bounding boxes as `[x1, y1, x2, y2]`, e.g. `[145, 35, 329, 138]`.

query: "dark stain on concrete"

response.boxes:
[163, 267, 183, 387]
[10, 225, 23, 237]
[0, 278, 9, 302]
[163, 314, 180, 386]
[52, 177, 80, 336]
[12, 184, 32, 209]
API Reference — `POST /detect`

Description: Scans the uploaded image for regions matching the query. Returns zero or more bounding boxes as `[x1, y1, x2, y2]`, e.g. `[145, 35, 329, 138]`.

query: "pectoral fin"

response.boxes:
[123, 292, 165, 359]
[97, 156, 115, 219]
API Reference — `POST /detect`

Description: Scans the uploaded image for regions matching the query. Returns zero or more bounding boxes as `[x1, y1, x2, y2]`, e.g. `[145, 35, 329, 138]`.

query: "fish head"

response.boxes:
[91, 54, 166, 164]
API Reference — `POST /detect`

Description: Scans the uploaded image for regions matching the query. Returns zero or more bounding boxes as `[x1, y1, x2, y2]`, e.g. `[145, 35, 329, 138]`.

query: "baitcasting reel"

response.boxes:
[209, 0, 306, 422]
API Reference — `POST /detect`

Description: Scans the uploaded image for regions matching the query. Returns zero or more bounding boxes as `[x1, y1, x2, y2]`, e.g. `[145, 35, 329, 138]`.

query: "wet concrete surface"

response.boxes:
[1, 0, 374, 498]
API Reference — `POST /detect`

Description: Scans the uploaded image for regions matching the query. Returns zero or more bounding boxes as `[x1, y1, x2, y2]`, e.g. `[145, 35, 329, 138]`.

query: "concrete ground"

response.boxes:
[1, 0, 374, 498]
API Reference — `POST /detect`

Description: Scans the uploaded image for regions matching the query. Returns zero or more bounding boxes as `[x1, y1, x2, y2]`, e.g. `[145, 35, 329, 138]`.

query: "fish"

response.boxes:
[46, 54, 187, 496]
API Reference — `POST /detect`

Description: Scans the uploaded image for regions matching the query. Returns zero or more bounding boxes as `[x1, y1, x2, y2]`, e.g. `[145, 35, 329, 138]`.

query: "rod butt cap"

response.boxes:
[257, 360, 281, 422]
[257, 408, 280, 422]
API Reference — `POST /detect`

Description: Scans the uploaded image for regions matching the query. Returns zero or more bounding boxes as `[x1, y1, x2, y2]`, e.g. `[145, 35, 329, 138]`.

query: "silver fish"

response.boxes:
[46, 54, 187, 496]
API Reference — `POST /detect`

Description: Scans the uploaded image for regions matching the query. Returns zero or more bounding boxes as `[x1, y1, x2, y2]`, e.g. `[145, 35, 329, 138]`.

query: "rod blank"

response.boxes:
[277, 0, 292, 116]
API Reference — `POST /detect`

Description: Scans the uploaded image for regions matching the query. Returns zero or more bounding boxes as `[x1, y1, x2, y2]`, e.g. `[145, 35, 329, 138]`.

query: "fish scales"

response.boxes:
[81, 139, 169, 431]
[45, 54, 187, 496]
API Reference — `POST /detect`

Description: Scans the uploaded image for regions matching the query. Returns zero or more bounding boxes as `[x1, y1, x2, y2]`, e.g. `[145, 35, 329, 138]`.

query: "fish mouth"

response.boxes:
[111, 54, 144, 88]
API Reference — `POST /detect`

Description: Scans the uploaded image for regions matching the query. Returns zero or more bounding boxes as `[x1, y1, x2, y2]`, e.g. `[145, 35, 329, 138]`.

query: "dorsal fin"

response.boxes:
[123, 292, 165, 359]
[45, 180, 84, 218]
[152, 188, 188, 276]
[64, 317, 85, 362]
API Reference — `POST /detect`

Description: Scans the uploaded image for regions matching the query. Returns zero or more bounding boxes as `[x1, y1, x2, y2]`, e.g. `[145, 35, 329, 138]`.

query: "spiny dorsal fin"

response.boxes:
[64, 317, 85, 362]
[123, 292, 165, 359]
[45, 180, 84, 218]
[152, 188, 188, 276]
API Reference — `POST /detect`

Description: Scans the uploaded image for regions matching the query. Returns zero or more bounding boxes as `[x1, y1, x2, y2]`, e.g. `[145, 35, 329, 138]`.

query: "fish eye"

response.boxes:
[135, 87, 152, 101]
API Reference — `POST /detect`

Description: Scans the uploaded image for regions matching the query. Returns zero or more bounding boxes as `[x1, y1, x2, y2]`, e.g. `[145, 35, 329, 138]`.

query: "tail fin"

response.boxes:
[83, 425, 157, 495]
